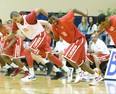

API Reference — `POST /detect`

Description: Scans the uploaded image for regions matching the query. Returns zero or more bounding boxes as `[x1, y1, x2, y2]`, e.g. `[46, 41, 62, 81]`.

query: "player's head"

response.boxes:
[10, 11, 23, 23]
[97, 13, 109, 27]
[48, 13, 58, 25]
[97, 13, 106, 24]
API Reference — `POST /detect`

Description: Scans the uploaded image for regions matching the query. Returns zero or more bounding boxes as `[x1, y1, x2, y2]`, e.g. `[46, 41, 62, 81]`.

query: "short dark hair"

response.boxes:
[10, 11, 19, 19]
[19, 11, 27, 15]
[48, 13, 55, 19]
[97, 13, 106, 24]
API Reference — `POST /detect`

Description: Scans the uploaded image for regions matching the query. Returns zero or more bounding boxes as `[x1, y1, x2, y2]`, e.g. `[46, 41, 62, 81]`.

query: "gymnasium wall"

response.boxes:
[0, 0, 116, 22]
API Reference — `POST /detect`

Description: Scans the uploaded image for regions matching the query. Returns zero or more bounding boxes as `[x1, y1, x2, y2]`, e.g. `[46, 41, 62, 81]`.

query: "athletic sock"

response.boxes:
[11, 62, 19, 68]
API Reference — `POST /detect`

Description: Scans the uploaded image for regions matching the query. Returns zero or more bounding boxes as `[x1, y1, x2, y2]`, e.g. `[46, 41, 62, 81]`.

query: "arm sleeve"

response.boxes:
[60, 10, 75, 23]
[26, 10, 37, 24]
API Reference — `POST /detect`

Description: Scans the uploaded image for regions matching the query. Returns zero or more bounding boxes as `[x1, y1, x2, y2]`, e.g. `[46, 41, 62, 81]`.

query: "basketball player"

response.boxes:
[46, 8, 103, 86]
[96, 14, 116, 46]
[0, 19, 29, 78]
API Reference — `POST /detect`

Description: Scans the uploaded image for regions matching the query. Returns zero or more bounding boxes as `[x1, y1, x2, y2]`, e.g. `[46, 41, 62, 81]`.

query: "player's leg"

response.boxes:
[31, 54, 53, 76]
[12, 59, 29, 77]
[47, 53, 73, 82]
[0, 56, 14, 76]
[1, 55, 24, 77]
[80, 62, 103, 86]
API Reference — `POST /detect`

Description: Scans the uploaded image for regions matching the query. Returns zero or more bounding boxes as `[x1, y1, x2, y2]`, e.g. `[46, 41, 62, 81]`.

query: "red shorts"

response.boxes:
[87, 54, 110, 63]
[2, 37, 25, 59]
[29, 32, 52, 58]
[63, 37, 86, 66]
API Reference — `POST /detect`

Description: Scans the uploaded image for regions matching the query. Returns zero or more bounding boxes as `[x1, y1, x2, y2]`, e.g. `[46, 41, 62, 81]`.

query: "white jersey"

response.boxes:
[16, 15, 44, 40]
[91, 38, 110, 55]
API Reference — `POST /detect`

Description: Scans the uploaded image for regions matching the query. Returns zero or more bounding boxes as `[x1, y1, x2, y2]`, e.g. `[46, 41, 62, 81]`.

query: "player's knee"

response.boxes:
[24, 49, 31, 56]
[46, 53, 52, 59]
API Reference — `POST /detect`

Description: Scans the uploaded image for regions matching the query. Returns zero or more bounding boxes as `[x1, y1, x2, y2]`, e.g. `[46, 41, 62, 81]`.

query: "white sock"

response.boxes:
[93, 72, 99, 77]
[29, 67, 35, 76]
[22, 66, 28, 71]
[62, 65, 69, 73]
[10, 62, 18, 68]
[3, 63, 11, 69]
[75, 67, 82, 74]
[62, 60, 66, 66]
[53, 66, 61, 72]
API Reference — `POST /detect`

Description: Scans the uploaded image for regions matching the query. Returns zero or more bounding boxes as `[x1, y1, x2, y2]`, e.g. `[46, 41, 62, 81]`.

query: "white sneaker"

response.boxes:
[21, 74, 36, 82]
[89, 75, 103, 86]
[67, 67, 74, 82]
[74, 70, 84, 83]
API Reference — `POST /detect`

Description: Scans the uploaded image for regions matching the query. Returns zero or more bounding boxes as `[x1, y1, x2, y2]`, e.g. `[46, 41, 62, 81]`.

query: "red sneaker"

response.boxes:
[11, 67, 22, 77]
[22, 71, 29, 78]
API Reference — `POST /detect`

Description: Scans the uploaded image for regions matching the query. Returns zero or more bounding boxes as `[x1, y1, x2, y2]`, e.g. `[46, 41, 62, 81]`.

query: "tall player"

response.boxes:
[46, 8, 103, 86]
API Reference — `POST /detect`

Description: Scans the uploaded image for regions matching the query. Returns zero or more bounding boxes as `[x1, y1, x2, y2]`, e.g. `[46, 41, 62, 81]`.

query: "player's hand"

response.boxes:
[45, 25, 51, 35]
[89, 41, 93, 45]
[85, 9, 88, 16]
[1, 36, 7, 42]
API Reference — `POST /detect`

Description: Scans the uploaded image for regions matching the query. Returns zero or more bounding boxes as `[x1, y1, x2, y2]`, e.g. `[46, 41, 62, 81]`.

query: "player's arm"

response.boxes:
[88, 41, 93, 53]
[2, 31, 16, 42]
[72, 8, 88, 17]
[47, 30, 59, 42]
[96, 25, 104, 37]
[7, 31, 16, 39]
[34, 8, 48, 18]
[39, 20, 59, 42]
[2, 36, 16, 52]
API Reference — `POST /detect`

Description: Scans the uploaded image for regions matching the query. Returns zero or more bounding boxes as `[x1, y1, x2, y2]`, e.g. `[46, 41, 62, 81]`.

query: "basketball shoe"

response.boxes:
[45, 62, 53, 76]
[74, 69, 84, 83]
[89, 73, 103, 86]
[21, 74, 36, 82]
[51, 71, 64, 80]
[11, 67, 22, 77]
[22, 71, 29, 78]
[67, 67, 74, 82]
[5, 67, 14, 76]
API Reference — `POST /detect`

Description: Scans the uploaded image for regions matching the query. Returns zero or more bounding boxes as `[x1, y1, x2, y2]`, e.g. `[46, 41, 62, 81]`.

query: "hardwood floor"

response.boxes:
[0, 71, 114, 94]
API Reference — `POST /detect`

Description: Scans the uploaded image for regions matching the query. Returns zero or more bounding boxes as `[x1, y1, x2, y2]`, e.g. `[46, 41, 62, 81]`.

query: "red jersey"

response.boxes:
[105, 15, 116, 46]
[52, 10, 85, 44]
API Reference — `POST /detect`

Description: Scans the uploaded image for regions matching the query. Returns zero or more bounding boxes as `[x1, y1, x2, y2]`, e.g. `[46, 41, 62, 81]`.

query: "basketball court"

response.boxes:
[0, 71, 113, 94]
